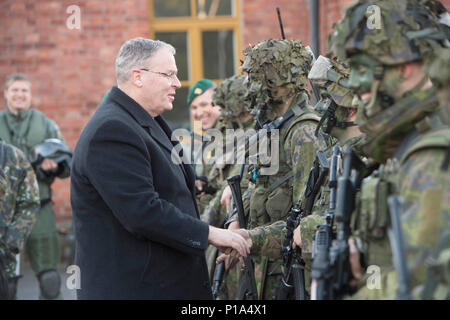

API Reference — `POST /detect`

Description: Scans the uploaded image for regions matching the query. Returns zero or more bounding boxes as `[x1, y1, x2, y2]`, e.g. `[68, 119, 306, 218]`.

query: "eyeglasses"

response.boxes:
[140, 68, 178, 82]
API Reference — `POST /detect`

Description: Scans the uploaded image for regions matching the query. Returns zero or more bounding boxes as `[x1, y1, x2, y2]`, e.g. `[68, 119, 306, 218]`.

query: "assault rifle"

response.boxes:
[387, 195, 412, 300]
[327, 146, 365, 299]
[310, 145, 340, 299]
[277, 204, 306, 300]
[277, 150, 330, 300]
[211, 198, 235, 299]
[227, 170, 258, 300]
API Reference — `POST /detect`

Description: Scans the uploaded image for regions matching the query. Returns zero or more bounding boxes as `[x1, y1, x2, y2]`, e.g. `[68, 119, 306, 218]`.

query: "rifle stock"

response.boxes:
[277, 205, 306, 300]
[227, 174, 258, 300]
[211, 261, 225, 299]
[211, 199, 236, 299]
[311, 146, 339, 299]
[329, 146, 365, 299]
[387, 195, 412, 300]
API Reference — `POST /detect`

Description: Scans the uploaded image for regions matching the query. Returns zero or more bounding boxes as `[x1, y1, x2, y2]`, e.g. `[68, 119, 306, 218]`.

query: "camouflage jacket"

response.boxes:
[352, 88, 450, 300]
[200, 117, 255, 227]
[243, 94, 330, 256]
[245, 93, 328, 230]
[0, 140, 40, 278]
[248, 135, 368, 259]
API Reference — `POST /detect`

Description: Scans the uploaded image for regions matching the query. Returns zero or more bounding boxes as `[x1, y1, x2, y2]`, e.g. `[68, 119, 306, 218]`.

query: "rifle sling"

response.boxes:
[268, 171, 294, 193]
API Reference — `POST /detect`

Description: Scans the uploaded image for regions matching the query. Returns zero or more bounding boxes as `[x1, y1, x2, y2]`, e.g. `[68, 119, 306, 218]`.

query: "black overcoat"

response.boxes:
[70, 86, 212, 299]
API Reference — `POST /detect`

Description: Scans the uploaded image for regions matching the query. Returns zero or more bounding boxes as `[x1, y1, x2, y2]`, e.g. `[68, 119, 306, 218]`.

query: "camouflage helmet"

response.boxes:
[308, 55, 354, 108]
[242, 39, 314, 102]
[212, 75, 251, 120]
[328, 0, 448, 66]
[327, 0, 447, 162]
[308, 55, 358, 136]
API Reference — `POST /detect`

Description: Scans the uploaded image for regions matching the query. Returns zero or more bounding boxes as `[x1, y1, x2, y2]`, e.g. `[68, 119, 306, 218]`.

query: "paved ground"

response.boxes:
[16, 262, 77, 300]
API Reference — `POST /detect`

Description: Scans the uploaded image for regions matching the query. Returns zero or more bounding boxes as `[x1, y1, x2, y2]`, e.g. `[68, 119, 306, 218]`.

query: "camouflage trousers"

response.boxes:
[253, 258, 282, 300]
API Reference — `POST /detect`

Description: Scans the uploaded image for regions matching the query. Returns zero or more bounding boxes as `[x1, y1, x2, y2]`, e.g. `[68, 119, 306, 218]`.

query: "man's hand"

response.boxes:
[227, 220, 240, 231]
[231, 229, 252, 246]
[216, 253, 239, 270]
[292, 224, 302, 249]
[208, 226, 251, 258]
[195, 180, 206, 199]
[40, 158, 58, 172]
[216, 229, 252, 267]
[220, 185, 232, 212]
[348, 237, 364, 287]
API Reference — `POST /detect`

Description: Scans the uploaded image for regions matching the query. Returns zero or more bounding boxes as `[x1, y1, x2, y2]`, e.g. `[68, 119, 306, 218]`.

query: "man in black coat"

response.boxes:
[70, 38, 250, 300]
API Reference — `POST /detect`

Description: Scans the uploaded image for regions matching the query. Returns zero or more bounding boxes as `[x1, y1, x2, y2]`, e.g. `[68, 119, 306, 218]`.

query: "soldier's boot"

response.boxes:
[38, 269, 62, 300]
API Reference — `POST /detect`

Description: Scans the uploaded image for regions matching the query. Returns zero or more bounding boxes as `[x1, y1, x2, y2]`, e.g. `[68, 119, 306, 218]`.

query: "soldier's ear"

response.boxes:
[400, 63, 412, 79]
[348, 108, 358, 120]
[400, 62, 422, 81]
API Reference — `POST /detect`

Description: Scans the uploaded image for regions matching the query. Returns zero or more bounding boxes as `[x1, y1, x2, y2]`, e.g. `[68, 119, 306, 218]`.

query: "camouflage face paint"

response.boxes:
[348, 54, 380, 95]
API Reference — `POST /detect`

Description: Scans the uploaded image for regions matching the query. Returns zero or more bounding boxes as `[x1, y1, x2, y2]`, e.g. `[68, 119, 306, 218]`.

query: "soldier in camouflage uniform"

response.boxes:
[223, 39, 329, 300]
[227, 56, 370, 297]
[0, 73, 71, 299]
[326, 0, 450, 299]
[0, 140, 40, 299]
[202, 74, 255, 299]
[201, 75, 254, 228]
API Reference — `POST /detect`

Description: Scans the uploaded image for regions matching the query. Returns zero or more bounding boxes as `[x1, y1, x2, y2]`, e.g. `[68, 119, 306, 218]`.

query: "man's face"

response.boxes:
[190, 88, 221, 130]
[4, 80, 32, 115]
[348, 54, 404, 114]
[140, 47, 181, 116]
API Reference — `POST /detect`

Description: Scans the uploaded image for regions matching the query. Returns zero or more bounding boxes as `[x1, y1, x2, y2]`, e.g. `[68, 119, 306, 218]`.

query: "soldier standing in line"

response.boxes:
[202, 74, 255, 299]
[223, 39, 329, 299]
[220, 56, 370, 298]
[326, 0, 450, 299]
[0, 140, 40, 299]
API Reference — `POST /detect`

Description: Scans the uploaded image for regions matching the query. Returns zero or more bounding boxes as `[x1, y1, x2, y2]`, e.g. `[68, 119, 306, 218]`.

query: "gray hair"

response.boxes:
[115, 37, 176, 85]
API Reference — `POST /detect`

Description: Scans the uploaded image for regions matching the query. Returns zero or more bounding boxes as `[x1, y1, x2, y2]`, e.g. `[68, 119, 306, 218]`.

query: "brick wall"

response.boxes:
[242, 0, 450, 53]
[1, 0, 449, 222]
[241, 0, 310, 45]
[0, 0, 150, 221]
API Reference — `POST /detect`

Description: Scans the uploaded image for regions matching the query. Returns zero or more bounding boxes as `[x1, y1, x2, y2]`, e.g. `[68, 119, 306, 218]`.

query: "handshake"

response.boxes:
[208, 221, 305, 268]
[207, 226, 252, 263]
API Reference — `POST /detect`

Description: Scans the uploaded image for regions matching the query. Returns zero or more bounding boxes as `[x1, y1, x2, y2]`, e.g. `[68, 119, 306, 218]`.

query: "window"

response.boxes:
[149, 0, 242, 131]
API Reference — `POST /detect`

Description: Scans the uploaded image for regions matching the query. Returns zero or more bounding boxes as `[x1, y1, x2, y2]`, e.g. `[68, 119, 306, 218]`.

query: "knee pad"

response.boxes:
[38, 269, 61, 299]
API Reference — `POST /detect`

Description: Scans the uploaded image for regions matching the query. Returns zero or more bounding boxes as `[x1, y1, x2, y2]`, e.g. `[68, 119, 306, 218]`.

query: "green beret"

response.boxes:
[187, 79, 214, 106]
